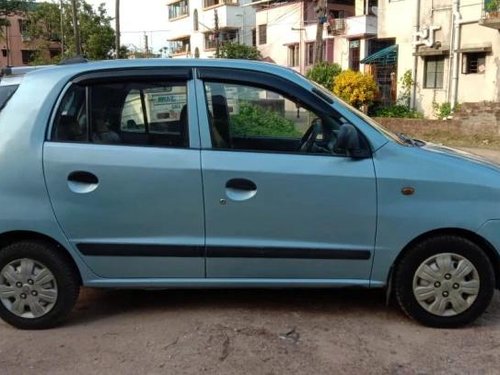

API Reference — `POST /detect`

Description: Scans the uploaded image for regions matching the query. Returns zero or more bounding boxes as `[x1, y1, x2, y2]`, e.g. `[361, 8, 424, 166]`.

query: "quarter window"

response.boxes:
[52, 81, 189, 148]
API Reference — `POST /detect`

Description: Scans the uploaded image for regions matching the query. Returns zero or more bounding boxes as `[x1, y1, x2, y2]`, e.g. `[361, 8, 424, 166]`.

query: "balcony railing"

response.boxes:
[327, 15, 377, 37]
[327, 18, 345, 35]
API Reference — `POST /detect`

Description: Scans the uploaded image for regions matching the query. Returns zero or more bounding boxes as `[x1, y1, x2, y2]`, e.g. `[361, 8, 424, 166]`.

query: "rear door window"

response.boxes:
[0, 85, 19, 111]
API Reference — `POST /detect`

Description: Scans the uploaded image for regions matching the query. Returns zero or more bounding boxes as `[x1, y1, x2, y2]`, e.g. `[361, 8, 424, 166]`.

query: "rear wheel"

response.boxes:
[0, 241, 79, 329]
[394, 236, 495, 328]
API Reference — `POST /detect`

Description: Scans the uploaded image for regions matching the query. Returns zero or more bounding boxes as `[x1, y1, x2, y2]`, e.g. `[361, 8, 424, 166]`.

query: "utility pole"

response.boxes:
[214, 9, 219, 58]
[144, 33, 149, 56]
[70, 0, 81, 55]
[115, 0, 120, 58]
[60, 0, 65, 56]
[313, 0, 327, 64]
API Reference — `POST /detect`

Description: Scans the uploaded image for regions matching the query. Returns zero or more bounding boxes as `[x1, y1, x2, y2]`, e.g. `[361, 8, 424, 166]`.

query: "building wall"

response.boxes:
[1, 15, 30, 67]
[255, 0, 353, 74]
[0, 14, 61, 68]
[378, 0, 500, 117]
[166, 0, 256, 58]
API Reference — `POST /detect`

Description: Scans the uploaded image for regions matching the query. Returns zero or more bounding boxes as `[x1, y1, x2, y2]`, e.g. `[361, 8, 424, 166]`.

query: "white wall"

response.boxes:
[378, 0, 500, 117]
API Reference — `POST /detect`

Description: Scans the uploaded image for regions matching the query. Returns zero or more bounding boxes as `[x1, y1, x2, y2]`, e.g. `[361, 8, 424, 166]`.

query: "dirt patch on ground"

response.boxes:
[0, 288, 499, 374]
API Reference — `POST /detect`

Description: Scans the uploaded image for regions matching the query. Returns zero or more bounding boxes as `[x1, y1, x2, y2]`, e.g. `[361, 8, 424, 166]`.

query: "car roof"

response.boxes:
[0, 65, 53, 86]
[21, 58, 307, 87]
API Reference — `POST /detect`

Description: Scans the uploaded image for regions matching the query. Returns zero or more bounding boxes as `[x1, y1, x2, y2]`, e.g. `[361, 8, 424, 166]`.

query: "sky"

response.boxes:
[84, 0, 169, 53]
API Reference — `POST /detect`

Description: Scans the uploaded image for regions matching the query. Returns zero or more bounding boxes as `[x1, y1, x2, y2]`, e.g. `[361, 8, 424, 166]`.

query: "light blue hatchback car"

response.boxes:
[0, 59, 498, 329]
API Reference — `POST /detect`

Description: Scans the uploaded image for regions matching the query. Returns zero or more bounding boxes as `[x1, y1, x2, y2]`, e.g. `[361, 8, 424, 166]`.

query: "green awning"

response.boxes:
[361, 45, 398, 65]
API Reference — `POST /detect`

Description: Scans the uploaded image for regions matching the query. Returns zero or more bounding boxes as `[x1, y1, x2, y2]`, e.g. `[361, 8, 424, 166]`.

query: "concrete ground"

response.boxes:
[1, 147, 500, 375]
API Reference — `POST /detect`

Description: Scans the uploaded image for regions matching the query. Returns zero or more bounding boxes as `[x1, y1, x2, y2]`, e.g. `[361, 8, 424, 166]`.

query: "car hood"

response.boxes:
[421, 143, 500, 172]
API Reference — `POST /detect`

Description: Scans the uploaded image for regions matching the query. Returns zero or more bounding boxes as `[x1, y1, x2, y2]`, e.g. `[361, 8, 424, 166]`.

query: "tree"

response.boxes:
[217, 42, 261, 60]
[0, 0, 34, 37]
[306, 62, 342, 90]
[333, 70, 378, 110]
[27, 0, 116, 62]
[0, 0, 33, 15]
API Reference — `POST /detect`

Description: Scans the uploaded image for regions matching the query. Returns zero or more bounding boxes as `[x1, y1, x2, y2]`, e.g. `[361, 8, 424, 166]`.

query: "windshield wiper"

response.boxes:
[397, 133, 425, 147]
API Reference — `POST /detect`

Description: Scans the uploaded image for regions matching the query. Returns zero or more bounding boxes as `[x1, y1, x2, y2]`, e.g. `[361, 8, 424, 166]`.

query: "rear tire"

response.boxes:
[0, 241, 80, 329]
[394, 236, 495, 328]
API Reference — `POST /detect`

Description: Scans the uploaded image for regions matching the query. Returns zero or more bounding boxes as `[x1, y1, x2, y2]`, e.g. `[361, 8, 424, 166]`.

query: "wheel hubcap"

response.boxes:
[413, 253, 480, 317]
[0, 258, 58, 319]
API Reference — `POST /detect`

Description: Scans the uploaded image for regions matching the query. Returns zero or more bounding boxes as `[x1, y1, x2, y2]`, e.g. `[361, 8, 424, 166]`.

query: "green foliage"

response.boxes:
[0, 0, 34, 39]
[333, 70, 378, 109]
[398, 70, 414, 106]
[374, 104, 423, 119]
[432, 102, 455, 120]
[230, 102, 300, 137]
[305, 62, 342, 90]
[486, 0, 500, 12]
[27, 0, 116, 61]
[374, 70, 424, 119]
[217, 42, 262, 60]
[0, 0, 33, 15]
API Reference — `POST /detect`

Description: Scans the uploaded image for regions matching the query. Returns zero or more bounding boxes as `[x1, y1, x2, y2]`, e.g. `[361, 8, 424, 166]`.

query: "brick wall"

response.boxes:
[374, 102, 500, 137]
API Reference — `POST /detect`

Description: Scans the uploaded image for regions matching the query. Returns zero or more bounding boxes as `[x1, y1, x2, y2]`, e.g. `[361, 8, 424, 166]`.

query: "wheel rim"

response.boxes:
[0, 258, 58, 319]
[413, 253, 480, 317]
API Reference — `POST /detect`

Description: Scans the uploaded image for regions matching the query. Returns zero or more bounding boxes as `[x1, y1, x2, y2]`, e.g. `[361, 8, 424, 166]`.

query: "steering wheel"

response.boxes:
[298, 120, 322, 153]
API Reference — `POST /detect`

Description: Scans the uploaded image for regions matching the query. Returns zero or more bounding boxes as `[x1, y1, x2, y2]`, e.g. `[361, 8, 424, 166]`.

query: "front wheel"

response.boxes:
[394, 236, 495, 328]
[0, 241, 80, 329]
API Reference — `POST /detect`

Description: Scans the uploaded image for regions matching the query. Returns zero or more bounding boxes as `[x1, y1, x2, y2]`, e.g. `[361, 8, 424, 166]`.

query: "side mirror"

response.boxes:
[335, 124, 371, 158]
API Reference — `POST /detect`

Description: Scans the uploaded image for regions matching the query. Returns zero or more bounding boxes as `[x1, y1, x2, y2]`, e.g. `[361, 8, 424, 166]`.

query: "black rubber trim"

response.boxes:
[207, 247, 371, 260]
[77, 244, 204, 257]
[77, 243, 370, 260]
[72, 68, 192, 84]
[197, 67, 335, 117]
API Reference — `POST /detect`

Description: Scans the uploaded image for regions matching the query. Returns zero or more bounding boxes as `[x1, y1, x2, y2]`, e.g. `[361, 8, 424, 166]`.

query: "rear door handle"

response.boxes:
[67, 171, 99, 193]
[225, 178, 257, 191]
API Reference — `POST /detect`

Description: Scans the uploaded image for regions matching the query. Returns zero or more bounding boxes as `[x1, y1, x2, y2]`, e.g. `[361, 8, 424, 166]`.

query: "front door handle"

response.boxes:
[225, 178, 257, 191]
[225, 178, 257, 201]
[67, 171, 99, 193]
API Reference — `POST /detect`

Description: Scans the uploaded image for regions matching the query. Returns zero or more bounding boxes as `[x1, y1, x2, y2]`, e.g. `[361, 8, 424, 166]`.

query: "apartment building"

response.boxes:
[0, 14, 61, 68]
[377, 0, 500, 116]
[166, 0, 256, 58]
[252, 0, 391, 75]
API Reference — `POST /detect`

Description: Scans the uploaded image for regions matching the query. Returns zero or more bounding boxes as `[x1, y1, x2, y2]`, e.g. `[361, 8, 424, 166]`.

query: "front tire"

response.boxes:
[0, 241, 80, 329]
[394, 236, 495, 328]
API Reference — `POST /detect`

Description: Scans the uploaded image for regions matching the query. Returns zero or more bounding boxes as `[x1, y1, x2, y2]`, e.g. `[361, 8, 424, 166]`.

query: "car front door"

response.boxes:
[197, 69, 377, 281]
[43, 69, 205, 278]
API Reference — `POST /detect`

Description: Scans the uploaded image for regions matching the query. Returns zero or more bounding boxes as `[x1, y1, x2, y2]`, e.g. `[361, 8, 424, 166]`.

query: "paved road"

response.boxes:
[1, 146, 500, 374]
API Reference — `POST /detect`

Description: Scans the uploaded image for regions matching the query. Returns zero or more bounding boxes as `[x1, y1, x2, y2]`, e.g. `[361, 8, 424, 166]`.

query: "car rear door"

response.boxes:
[43, 69, 205, 278]
[196, 68, 377, 281]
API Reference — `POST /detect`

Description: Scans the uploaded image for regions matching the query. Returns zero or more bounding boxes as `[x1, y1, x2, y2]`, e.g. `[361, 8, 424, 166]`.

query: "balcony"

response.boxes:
[328, 15, 377, 38]
[203, 0, 238, 9]
[345, 15, 377, 38]
[479, 0, 500, 29]
[168, 36, 191, 55]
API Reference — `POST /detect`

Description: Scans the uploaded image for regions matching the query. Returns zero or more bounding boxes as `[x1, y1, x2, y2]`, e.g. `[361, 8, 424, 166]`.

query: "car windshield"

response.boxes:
[308, 80, 404, 145]
[0, 85, 19, 112]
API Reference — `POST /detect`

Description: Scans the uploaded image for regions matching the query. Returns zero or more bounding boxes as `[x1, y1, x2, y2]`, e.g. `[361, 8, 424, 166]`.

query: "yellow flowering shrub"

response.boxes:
[333, 70, 378, 109]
